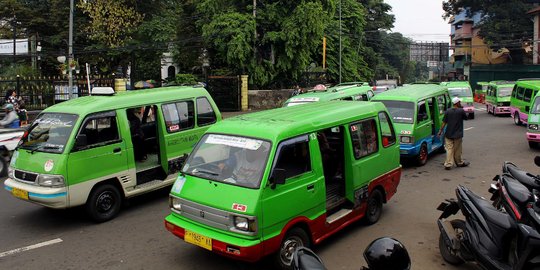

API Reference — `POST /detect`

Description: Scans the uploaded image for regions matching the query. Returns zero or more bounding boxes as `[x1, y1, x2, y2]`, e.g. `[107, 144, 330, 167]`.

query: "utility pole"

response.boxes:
[339, 0, 342, 84]
[13, 15, 16, 65]
[68, 0, 74, 99]
[253, 0, 257, 63]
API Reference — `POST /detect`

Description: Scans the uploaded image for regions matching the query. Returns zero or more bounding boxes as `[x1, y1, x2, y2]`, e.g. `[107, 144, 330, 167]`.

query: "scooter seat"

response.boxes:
[502, 176, 533, 207]
[506, 165, 540, 190]
[465, 189, 515, 231]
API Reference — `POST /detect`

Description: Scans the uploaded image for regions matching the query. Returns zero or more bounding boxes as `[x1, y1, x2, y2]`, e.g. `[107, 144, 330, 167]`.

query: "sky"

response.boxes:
[385, 0, 450, 43]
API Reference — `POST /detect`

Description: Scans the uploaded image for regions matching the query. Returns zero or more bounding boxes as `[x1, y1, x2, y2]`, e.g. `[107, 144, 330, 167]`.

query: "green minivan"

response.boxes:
[485, 81, 514, 115]
[371, 84, 451, 165]
[441, 81, 475, 119]
[164, 101, 401, 267]
[4, 86, 221, 222]
[510, 79, 540, 125]
[283, 82, 374, 107]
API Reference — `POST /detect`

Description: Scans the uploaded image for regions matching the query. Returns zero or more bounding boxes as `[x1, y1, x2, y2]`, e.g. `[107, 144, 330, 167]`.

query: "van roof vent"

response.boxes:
[91, 87, 115, 96]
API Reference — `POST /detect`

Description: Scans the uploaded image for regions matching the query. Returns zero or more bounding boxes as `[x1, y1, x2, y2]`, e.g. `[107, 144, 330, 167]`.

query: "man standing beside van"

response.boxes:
[438, 97, 469, 170]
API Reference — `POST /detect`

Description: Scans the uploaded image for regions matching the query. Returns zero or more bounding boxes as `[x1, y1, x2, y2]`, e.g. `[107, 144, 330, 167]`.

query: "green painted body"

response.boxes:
[166, 101, 401, 250]
[510, 80, 540, 120]
[283, 83, 374, 107]
[442, 81, 474, 105]
[485, 81, 514, 107]
[371, 84, 451, 159]
[7, 86, 221, 208]
[476, 82, 489, 94]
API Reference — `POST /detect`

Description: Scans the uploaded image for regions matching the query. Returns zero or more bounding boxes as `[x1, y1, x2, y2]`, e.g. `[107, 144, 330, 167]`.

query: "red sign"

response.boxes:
[232, 203, 247, 212]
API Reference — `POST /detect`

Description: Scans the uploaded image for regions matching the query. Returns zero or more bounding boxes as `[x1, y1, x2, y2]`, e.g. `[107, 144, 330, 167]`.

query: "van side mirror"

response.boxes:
[75, 134, 88, 149]
[270, 168, 287, 189]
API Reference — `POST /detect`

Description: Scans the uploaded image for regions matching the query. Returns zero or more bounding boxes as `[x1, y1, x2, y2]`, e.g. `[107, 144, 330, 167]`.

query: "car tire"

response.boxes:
[416, 143, 428, 166]
[276, 227, 310, 269]
[439, 219, 466, 265]
[469, 113, 474, 119]
[514, 112, 522, 126]
[86, 184, 122, 223]
[365, 189, 384, 225]
[529, 141, 538, 149]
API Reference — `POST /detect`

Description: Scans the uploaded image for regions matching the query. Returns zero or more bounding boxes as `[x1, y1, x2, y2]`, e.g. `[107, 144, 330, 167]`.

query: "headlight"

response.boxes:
[233, 216, 256, 232]
[400, 136, 413, 144]
[36, 174, 65, 187]
[529, 124, 539, 131]
[8, 167, 14, 179]
[169, 196, 182, 211]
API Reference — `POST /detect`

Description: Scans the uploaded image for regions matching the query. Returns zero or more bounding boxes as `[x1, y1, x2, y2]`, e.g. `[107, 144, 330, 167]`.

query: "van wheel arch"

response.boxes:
[85, 178, 125, 223]
[275, 224, 312, 269]
[364, 187, 386, 225]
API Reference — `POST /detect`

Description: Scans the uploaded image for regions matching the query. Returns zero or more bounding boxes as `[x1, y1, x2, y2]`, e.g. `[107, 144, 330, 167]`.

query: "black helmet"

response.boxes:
[363, 237, 411, 270]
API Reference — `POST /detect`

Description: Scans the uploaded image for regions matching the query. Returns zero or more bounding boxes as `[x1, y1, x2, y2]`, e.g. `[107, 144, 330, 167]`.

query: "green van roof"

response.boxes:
[285, 84, 372, 103]
[208, 101, 386, 142]
[371, 84, 448, 102]
[43, 86, 213, 115]
[443, 81, 471, 88]
[515, 79, 540, 90]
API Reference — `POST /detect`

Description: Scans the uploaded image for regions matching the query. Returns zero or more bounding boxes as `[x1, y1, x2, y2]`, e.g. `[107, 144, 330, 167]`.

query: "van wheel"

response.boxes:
[439, 219, 465, 265]
[276, 227, 310, 269]
[416, 144, 428, 166]
[468, 113, 474, 119]
[514, 112, 522, 126]
[365, 189, 383, 225]
[86, 184, 122, 223]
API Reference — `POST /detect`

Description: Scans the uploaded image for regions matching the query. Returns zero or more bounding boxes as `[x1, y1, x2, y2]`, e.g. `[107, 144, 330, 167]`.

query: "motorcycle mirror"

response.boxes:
[534, 156, 540, 167]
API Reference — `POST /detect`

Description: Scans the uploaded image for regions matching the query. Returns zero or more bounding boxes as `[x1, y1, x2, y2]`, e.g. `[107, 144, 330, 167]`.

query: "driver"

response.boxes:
[221, 146, 266, 186]
[0, 104, 20, 128]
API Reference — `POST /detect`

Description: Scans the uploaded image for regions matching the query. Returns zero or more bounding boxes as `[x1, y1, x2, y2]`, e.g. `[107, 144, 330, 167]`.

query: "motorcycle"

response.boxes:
[437, 185, 540, 270]
[292, 237, 410, 270]
[500, 159, 540, 190]
[489, 173, 540, 230]
[0, 127, 25, 176]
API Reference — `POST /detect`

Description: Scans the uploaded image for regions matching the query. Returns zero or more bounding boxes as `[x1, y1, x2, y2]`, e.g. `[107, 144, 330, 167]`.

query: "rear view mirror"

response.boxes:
[270, 168, 287, 189]
[75, 134, 88, 149]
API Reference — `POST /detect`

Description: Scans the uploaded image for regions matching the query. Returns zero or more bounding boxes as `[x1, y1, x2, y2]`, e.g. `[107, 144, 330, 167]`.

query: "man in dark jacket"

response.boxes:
[437, 97, 469, 170]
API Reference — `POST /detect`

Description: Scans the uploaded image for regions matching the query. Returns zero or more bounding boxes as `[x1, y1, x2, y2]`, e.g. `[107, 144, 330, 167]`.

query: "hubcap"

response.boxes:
[280, 236, 303, 266]
[368, 198, 378, 216]
[96, 191, 114, 213]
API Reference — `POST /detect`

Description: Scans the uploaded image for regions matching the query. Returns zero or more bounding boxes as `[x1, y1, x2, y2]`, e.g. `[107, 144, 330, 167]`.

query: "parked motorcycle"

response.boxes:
[437, 185, 540, 270]
[500, 159, 540, 190]
[0, 127, 25, 176]
[292, 237, 410, 270]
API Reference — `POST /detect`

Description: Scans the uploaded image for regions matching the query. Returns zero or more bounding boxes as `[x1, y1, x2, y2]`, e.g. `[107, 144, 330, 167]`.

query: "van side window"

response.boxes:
[196, 97, 217, 126]
[417, 101, 428, 123]
[274, 137, 311, 179]
[378, 112, 396, 147]
[350, 119, 378, 159]
[524, 88, 533, 102]
[437, 95, 446, 114]
[517, 87, 525, 100]
[162, 101, 195, 133]
[512, 86, 518, 98]
[78, 115, 119, 148]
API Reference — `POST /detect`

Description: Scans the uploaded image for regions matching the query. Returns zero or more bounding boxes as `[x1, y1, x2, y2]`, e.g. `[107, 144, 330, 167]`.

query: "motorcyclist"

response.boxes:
[0, 103, 20, 128]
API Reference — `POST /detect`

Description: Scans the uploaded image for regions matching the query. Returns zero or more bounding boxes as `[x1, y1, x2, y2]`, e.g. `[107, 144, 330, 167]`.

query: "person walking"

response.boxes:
[437, 97, 469, 170]
[5, 89, 20, 112]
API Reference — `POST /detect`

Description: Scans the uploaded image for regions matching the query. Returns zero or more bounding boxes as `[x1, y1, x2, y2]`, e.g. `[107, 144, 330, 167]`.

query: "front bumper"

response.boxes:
[164, 214, 264, 262]
[4, 178, 68, 208]
[527, 132, 540, 143]
[494, 106, 511, 115]
[399, 144, 420, 157]
[463, 106, 475, 113]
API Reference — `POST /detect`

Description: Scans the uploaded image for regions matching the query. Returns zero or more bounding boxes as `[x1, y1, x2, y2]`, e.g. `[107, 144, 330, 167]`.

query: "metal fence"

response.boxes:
[0, 75, 114, 110]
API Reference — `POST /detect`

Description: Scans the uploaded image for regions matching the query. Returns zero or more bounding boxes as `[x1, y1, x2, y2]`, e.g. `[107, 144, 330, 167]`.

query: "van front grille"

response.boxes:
[14, 170, 38, 182]
[173, 197, 231, 231]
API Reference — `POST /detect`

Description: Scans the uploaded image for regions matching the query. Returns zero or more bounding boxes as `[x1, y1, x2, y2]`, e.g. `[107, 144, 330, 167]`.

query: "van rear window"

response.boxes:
[376, 100, 415, 124]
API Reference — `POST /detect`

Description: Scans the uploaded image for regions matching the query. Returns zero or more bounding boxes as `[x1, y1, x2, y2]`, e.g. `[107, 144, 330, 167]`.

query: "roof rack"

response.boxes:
[335, 81, 369, 87]
[517, 78, 540, 81]
[494, 80, 515, 85]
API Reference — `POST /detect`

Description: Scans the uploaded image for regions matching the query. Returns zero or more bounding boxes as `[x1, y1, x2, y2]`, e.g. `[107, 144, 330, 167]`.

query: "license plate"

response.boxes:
[185, 230, 212, 250]
[12, 187, 28, 200]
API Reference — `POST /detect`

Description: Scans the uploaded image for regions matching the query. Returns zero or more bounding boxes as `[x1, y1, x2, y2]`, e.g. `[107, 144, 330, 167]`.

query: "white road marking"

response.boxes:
[477, 108, 487, 111]
[0, 238, 63, 258]
[464, 127, 474, 131]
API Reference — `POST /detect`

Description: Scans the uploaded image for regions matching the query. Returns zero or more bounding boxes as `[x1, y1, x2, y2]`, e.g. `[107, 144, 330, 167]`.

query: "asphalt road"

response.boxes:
[1, 104, 537, 270]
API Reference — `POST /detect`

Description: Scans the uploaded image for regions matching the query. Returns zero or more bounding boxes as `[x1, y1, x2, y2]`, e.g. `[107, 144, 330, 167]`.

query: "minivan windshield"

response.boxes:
[19, 113, 78, 154]
[498, 87, 513, 97]
[182, 134, 271, 189]
[448, 87, 472, 97]
[376, 100, 415, 124]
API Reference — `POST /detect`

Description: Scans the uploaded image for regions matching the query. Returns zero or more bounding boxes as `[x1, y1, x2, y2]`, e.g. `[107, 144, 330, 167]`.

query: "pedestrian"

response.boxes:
[437, 97, 470, 170]
[291, 84, 302, 97]
[0, 103, 20, 128]
[5, 89, 20, 112]
[18, 102, 28, 126]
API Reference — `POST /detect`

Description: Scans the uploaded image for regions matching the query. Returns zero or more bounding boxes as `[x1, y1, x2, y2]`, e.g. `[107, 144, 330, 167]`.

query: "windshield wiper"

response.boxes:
[30, 145, 61, 154]
[192, 169, 219, 176]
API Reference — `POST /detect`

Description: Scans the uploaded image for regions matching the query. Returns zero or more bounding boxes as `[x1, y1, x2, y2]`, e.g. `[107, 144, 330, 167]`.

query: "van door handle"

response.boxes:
[307, 184, 315, 191]
[113, 147, 121, 153]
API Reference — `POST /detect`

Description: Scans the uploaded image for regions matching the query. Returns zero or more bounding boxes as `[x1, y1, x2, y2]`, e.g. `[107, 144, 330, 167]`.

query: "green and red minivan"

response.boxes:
[164, 101, 401, 267]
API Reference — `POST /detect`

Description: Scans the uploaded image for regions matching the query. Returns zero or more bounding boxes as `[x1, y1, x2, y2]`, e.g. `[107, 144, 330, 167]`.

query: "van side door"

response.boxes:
[67, 111, 128, 192]
[415, 100, 432, 146]
[260, 135, 324, 239]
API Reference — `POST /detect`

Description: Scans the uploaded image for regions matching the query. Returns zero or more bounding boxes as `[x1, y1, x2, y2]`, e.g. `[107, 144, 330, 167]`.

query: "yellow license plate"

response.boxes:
[185, 230, 212, 251]
[12, 188, 29, 200]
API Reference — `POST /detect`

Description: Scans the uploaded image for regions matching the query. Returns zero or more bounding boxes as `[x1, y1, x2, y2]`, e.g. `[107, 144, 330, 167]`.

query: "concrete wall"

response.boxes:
[248, 90, 293, 110]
